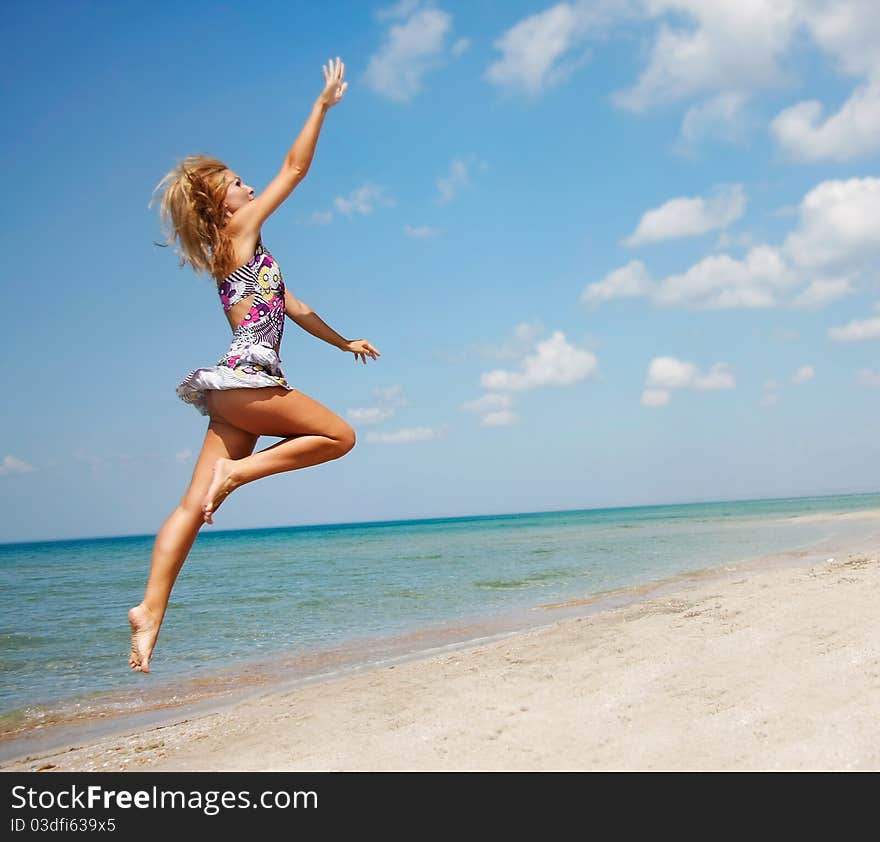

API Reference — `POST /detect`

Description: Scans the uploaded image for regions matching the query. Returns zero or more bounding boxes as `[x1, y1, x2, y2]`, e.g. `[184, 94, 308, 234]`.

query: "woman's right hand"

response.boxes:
[320, 57, 348, 107]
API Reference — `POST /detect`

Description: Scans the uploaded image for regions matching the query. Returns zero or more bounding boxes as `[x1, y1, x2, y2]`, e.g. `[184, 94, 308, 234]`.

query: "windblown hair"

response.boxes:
[149, 154, 238, 282]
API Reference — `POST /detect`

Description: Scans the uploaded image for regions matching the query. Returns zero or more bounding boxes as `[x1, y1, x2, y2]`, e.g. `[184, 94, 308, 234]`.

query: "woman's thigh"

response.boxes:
[179, 420, 259, 513]
[205, 387, 352, 439]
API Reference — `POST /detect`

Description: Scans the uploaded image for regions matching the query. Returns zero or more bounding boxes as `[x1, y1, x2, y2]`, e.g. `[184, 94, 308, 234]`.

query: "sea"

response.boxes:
[2, 492, 879, 760]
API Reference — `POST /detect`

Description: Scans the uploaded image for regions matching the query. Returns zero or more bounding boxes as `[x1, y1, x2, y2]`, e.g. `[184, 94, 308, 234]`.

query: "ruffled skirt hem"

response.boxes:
[176, 345, 293, 417]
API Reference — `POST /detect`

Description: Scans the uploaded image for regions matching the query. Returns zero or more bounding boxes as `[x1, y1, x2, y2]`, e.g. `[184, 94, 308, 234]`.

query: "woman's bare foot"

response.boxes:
[128, 604, 160, 673]
[202, 457, 240, 524]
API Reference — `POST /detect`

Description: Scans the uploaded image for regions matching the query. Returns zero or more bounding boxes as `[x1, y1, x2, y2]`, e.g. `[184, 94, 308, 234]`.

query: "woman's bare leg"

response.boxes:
[128, 419, 259, 673]
[200, 387, 356, 524]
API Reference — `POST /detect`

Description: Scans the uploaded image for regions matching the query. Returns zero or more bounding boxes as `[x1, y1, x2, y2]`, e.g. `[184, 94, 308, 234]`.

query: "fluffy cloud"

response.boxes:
[484, 2, 880, 158]
[436, 158, 468, 204]
[640, 389, 670, 408]
[346, 407, 394, 425]
[828, 314, 880, 342]
[589, 177, 878, 312]
[624, 185, 746, 246]
[481, 331, 598, 391]
[641, 356, 734, 407]
[653, 246, 793, 310]
[792, 277, 853, 309]
[771, 81, 880, 162]
[484, 2, 597, 96]
[347, 385, 408, 425]
[613, 2, 795, 113]
[581, 261, 653, 307]
[464, 327, 596, 426]
[783, 178, 880, 270]
[460, 393, 517, 427]
[792, 365, 815, 384]
[678, 92, 752, 151]
[646, 357, 735, 390]
[365, 426, 445, 444]
[334, 183, 395, 217]
[0, 454, 35, 475]
[364, 3, 462, 103]
[771, 2, 880, 161]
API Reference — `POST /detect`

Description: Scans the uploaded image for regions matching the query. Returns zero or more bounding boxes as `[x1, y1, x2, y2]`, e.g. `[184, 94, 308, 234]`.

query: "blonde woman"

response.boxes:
[130, 58, 378, 673]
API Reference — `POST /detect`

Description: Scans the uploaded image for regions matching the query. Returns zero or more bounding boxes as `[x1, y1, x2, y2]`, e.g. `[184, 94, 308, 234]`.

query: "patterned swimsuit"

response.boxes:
[176, 238, 294, 416]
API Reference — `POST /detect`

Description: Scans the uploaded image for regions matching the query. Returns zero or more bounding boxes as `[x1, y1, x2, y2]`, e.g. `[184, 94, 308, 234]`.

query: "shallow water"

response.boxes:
[1, 492, 879, 744]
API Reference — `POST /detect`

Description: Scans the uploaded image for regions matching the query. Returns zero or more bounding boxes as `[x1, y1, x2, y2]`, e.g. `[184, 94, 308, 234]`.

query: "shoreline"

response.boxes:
[3, 515, 880, 771]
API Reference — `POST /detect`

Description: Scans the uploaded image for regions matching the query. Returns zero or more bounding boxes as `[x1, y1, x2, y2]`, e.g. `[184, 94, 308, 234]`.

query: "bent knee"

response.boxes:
[333, 424, 356, 456]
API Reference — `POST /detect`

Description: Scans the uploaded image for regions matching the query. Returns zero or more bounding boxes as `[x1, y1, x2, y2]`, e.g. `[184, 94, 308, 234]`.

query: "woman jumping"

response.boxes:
[130, 57, 378, 673]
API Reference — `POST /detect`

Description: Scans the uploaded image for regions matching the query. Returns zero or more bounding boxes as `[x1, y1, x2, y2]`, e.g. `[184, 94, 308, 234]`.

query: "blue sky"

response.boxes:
[3, 0, 880, 543]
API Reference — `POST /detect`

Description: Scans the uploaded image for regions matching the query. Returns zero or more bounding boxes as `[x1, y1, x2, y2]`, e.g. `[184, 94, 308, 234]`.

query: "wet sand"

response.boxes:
[3, 517, 880, 771]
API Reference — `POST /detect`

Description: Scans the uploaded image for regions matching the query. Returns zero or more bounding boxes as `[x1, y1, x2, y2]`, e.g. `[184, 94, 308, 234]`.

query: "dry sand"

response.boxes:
[4, 539, 880, 772]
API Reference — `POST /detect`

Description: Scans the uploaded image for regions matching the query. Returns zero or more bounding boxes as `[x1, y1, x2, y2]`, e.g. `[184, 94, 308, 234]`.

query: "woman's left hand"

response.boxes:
[344, 339, 380, 364]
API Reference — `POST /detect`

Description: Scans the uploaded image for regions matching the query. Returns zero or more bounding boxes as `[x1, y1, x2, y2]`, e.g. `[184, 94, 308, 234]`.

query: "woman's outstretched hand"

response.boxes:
[320, 57, 348, 107]
[344, 339, 380, 365]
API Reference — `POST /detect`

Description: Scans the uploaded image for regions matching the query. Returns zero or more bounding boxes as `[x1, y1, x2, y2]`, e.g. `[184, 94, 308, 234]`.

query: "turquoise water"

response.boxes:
[1, 492, 879, 737]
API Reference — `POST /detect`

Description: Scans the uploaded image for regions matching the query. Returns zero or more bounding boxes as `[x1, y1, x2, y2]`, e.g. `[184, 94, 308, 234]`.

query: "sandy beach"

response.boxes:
[3, 523, 879, 772]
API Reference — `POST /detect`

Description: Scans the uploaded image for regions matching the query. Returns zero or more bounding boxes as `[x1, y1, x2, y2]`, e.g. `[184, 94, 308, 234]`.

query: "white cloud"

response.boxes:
[347, 385, 408, 426]
[678, 92, 753, 152]
[346, 407, 394, 425]
[467, 327, 596, 426]
[640, 388, 670, 408]
[0, 454, 36, 475]
[484, 3, 591, 97]
[643, 357, 735, 406]
[828, 314, 880, 342]
[174, 449, 193, 463]
[581, 261, 653, 307]
[769, 2, 880, 161]
[481, 331, 598, 392]
[436, 158, 476, 205]
[482, 410, 517, 427]
[654, 246, 793, 310]
[783, 177, 880, 270]
[857, 368, 880, 387]
[459, 392, 516, 427]
[797, 0, 880, 79]
[364, 4, 460, 103]
[461, 390, 516, 427]
[612, 1, 795, 113]
[460, 393, 513, 414]
[624, 184, 746, 247]
[365, 426, 445, 444]
[792, 277, 853, 309]
[334, 183, 395, 217]
[771, 81, 880, 162]
[792, 365, 815, 384]
[591, 178, 880, 313]
[403, 224, 441, 238]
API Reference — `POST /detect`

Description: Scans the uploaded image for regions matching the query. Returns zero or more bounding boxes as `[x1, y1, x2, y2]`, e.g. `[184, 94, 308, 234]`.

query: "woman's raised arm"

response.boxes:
[228, 58, 348, 237]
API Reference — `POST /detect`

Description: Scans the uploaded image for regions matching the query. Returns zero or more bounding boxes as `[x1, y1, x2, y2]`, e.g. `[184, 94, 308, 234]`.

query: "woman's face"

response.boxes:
[222, 170, 255, 218]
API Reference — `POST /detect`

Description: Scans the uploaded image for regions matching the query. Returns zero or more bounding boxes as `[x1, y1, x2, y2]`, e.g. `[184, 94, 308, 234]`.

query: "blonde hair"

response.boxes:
[149, 154, 238, 281]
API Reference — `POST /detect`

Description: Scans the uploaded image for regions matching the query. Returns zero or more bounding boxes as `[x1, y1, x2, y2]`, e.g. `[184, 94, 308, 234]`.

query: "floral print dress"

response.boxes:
[176, 238, 293, 416]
